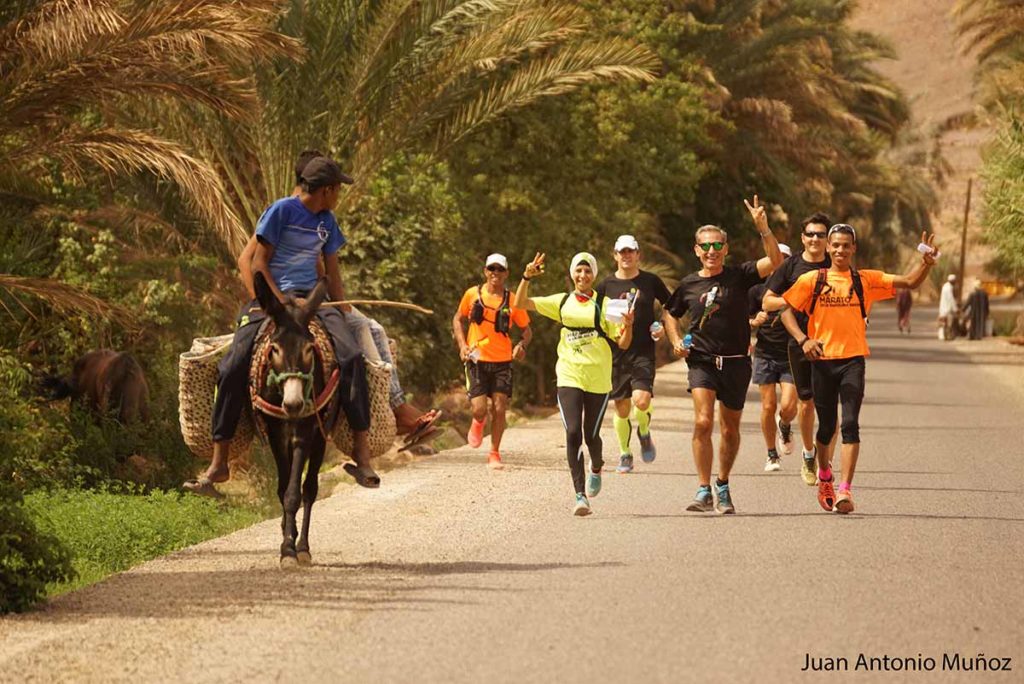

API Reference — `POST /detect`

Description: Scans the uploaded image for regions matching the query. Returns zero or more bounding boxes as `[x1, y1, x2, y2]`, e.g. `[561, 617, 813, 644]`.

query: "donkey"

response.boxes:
[42, 349, 150, 424]
[252, 272, 339, 567]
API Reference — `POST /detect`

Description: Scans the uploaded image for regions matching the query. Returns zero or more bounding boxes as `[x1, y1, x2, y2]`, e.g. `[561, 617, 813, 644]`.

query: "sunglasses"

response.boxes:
[486, 265, 507, 272]
[697, 241, 725, 252]
[803, 230, 827, 239]
[828, 224, 857, 242]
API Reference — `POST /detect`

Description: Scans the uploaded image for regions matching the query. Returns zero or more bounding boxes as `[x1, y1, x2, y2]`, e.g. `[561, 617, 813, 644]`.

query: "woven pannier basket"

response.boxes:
[178, 334, 254, 461]
[333, 360, 397, 459]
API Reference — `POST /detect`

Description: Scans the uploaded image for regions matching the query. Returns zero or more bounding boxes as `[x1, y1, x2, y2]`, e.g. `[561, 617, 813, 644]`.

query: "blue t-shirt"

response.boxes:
[254, 196, 346, 292]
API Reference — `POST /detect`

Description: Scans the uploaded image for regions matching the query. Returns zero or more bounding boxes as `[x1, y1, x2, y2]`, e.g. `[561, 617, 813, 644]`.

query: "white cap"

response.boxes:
[614, 235, 639, 252]
[779, 244, 792, 257]
[485, 253, 508, 269]
[570, 252, 598, 278]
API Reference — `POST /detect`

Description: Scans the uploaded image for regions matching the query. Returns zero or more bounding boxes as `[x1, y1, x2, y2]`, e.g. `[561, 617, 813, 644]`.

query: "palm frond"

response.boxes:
[0, 274, 137, 326]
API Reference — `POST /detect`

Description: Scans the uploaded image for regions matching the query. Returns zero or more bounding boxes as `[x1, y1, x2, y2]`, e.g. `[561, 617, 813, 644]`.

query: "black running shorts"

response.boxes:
[788, 343, 814, 401]
[685, 354, 752, 411]
[465, 361, 513, 399]
[610, 351, 656, 400]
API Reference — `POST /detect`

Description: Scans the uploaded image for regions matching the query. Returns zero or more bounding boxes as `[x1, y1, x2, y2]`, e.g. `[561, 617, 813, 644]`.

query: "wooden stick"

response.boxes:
[321, 299, 434, 315]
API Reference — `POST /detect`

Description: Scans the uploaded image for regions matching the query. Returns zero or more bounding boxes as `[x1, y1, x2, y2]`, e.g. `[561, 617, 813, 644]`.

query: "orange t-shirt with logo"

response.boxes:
[458, 286, 530, 363]
[782, 268, 895, 359]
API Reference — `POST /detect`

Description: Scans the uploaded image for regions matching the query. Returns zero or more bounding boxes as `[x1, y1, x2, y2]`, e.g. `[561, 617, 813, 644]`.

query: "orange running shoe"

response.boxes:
[817, 478, 836, 511]
[468, 418, 484, 448]
[487, 451, 503, 470]
[834, 490, 854, 514]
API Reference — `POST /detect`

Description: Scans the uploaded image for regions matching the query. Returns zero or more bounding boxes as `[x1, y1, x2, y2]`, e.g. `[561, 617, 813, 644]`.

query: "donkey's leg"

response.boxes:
[296, 430, 326, 566]
[280, 433, 307, 565]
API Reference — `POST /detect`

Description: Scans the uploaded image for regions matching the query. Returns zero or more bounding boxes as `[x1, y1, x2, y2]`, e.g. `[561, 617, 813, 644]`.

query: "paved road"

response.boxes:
[2, 306, 1022, 683]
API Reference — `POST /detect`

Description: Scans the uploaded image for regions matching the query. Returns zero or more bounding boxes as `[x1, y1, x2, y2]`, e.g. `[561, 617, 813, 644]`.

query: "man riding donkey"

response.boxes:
[184, 156, 379, 496]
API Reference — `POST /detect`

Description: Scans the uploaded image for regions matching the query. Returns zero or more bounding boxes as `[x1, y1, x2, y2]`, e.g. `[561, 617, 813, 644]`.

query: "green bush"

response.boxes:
[0, 482, 75, 614]
[23, 487, 261, 595]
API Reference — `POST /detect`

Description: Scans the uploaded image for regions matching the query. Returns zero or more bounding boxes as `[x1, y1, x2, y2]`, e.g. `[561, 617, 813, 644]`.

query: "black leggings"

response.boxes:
[811, 357, 865, 445]
[556, 387, 609, 494]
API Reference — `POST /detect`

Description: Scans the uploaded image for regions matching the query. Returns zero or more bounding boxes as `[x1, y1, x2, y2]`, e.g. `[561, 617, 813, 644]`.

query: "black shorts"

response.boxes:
[788, 343, 814, 401]
[610, 351, 656, 400]
[465, 361, 512, 399]
[686, 354, 752, 411]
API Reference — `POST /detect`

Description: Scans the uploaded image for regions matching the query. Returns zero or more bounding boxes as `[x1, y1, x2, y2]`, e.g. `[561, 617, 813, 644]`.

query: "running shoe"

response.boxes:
[616, 454, 634, 474]
[686, 485, 714, 512]
[586, 470, 602, 497]
[800, 450, 817, 486]
[487, 451, 503, 470]
[467, 418, 484, 449]
[817, 478, 836, 512]
[777, 420, 793, 455]
[764, 455, 781, 472]
[715, 482, 736, 514]
[834, 490, 855, 514]
[637, 428, 657, 463]
[573, 493, 592, 516]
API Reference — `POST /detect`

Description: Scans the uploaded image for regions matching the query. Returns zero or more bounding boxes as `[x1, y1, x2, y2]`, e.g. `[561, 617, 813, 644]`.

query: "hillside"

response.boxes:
[852, 0, 991, 285]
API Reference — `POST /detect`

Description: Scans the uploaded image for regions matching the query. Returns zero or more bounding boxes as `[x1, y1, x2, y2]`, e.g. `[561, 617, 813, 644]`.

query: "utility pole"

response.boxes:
[957, 177, 972, 304]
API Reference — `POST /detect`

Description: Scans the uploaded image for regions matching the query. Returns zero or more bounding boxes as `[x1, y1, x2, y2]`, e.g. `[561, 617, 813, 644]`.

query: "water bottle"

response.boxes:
[468, 347, 481, 362]
[649, 321, 662, 341]
[683, 333, 693, 350]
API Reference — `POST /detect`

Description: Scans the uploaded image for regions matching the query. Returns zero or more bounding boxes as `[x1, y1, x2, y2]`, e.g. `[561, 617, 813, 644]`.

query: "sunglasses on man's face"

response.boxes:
[697, 241, 725, 252]
[486, 265, 507, 272]
[803, 230, 827, 239]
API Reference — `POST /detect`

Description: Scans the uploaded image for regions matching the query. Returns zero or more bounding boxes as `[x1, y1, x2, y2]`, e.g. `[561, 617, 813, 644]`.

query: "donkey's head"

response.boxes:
[254, 272, 329, 418]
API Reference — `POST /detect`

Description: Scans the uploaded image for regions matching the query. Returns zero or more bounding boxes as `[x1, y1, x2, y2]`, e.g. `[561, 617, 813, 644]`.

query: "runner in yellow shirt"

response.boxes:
[512, 252, 634, 516]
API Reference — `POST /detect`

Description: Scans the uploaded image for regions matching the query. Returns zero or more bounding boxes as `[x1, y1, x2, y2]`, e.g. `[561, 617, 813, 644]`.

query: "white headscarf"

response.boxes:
[569, 252, 598, 279]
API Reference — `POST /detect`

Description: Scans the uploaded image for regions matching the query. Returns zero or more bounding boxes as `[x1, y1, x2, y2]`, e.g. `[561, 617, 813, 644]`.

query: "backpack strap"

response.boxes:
[850, 266, 868, 325]
[808, 268, 829, 316]
[558, 292, 613, 347]
[558, 293, 571, 325]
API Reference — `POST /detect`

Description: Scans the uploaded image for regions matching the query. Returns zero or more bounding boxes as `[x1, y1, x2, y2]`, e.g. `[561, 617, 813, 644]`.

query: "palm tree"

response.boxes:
[0, 0, 300, 313]
[169, 0, 661, 237]
[955, 0, 1024, 106]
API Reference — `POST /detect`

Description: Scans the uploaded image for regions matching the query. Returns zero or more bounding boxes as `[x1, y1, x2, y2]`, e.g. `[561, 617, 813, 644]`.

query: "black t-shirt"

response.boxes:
[596, 270, 671, 358]
[748, 283, 789, 361]
[764, 252, 832, 344]
[667, 261, 764, 357]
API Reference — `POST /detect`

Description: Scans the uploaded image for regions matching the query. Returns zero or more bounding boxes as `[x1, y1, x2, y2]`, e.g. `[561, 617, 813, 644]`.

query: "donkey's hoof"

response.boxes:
[296, 551, 312, 566]
[280, 555, 299, 570]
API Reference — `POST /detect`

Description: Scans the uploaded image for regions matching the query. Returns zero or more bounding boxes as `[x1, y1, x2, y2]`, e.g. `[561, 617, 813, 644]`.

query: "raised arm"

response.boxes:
[512, 252, 545, 311]
[745, 195, 783, 278]
[892, 232, 938, 290]
[616, 309, 635, 350]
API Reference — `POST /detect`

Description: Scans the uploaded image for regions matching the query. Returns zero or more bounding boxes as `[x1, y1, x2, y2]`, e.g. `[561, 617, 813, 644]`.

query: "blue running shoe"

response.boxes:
[616, 454, 633, 474]
[686, 485, 714, 512]
[638, 428, 656, 463]
[715, 482, 736, 514]
[586, 470, 602, 497]
[573, 493, 592, 516]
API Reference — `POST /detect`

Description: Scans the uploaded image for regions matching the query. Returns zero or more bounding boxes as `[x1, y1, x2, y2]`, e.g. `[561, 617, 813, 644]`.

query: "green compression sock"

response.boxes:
[633, 405, 652, 436]
[613, 415, 632, 454]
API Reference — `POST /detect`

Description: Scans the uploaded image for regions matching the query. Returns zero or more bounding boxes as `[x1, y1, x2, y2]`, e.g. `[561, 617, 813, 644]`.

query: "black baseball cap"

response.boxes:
[300, 156, 354, 188]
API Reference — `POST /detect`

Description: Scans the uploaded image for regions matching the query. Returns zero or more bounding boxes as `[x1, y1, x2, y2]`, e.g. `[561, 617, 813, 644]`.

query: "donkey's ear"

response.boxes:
[254, 271, 285, 321]
[300, 278, 329, 325]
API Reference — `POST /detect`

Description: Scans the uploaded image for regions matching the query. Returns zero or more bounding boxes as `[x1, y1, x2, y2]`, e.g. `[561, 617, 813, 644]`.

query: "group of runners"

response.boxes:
[189, 150, 939, 516]
[454, 196, 937, 517]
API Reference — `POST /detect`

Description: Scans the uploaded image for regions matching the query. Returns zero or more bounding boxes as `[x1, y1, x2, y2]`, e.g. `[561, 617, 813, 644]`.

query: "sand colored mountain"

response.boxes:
[852, 0, 991, 290]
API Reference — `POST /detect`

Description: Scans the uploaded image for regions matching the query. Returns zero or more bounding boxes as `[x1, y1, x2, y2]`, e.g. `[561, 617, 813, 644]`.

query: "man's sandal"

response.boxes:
[182, 477, 225, 499]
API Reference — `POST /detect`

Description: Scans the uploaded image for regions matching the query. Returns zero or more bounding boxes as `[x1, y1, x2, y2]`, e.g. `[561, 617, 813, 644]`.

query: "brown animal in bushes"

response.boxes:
[42, 350, 150, 424]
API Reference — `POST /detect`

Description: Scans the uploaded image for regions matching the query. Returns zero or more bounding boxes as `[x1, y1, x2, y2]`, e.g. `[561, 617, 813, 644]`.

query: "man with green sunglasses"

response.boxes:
[665, 196, 784, 514]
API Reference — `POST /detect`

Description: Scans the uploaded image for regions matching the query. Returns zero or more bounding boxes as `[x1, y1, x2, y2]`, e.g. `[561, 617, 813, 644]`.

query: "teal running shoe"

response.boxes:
[586, 470, 602, 497]
[686, 485, 714, 512]
[573, 493, 592, 516]
[716, 482, 736, 514]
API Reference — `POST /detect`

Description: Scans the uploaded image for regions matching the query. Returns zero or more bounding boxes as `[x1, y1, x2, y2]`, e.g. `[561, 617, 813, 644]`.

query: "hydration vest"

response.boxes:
[557, 292, 613, 348]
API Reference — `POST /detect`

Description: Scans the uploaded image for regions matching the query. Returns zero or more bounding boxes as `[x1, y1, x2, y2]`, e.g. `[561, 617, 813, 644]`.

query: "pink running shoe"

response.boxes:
[468, 418, 484, 448]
